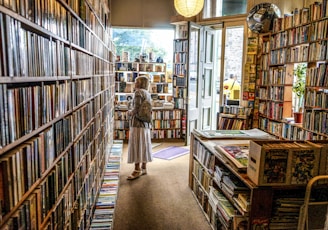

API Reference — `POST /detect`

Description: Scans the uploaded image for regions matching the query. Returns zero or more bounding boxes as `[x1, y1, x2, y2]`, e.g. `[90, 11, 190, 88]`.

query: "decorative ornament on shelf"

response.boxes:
[174, 0, 204, 18]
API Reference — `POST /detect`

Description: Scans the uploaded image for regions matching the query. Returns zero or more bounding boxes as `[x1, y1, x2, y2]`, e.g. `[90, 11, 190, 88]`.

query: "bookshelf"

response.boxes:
[189, 131, 328, 229]
[0, 0, 115, 229]
[255, 1, 328, 141]
[114, 108, 183, 140]
[114, 61, 182, 140]
[172, 22, 189, 141]
[217, 105, 252, 130]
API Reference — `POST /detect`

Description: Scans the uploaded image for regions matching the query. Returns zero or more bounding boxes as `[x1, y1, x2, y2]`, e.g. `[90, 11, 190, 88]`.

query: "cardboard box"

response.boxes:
[248, 140, 291, 186]
[289, 142, 320, 185]
[306, 140, 328, 175]
[247, 140, 320, 186]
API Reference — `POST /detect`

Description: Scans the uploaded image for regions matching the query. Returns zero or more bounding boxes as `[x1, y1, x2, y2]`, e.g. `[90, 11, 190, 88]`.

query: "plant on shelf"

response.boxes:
[292, 63, 306, 123]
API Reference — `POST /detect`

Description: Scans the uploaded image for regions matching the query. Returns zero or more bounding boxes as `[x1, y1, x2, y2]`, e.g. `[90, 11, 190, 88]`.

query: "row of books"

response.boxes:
[273, 1, 328, 33]
[151, 109, 182, 120]
[305, 89, 328, 109]
[208, 186, 247, 229]
[221, 105, 252, 116]
[174, 52, 187, 63]
[173, 87, 186, 98]
[1, 0, 111, 53]
[173, 39, 188, 52]
[268, 67, 290, 85]
[114, 120, 129, 129]
[174, 98, 185, 109]
[258, 117, 284, 137]
[114, 110, 182, 121]
[193, 160, 212, 192]
[308, 40, 328, 62]
[151, 129, 182, 139]
[303, 110, 328, 135]
[192, 178, 211, 221]
[152, 120, 181, 129]
[307, 62, 328, 87]
[272, 26, 309, 48]
[259, 102, 290, 121]
[115, 62, 166, 72]
[0, 12, 110, 78]
[270, 49, 287, 65]
[192, 139, 215, 170]
[0, 129, 107, 229]
[114, 128, 183, 140]
[214, 166, 249, 203]
[309, 19, 328, 41]
[218, 117, 248, 130]
[286, 44, 310, 63]
[173, 64, 186, 76]
[0, 82, 102, 148]
[90, 141, 123, 230]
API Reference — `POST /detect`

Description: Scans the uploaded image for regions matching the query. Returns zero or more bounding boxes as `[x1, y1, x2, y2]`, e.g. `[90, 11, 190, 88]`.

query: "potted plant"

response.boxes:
[292, 63, 306, 123]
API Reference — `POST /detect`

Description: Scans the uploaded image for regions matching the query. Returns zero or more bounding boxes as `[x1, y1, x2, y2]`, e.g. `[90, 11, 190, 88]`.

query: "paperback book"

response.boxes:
[194, 128, 273, 139]
[214, 139, 250, 170]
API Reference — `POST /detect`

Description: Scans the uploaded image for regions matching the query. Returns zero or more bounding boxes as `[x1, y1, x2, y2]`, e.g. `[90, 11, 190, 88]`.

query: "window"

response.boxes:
[203, 0, 247, 19]
[112, 28, 174, 74]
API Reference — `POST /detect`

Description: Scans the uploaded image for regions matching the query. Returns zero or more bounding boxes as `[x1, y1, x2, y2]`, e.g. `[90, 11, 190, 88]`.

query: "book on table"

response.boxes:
[194, 128, 273, 139]
[214, 139, 250, 171]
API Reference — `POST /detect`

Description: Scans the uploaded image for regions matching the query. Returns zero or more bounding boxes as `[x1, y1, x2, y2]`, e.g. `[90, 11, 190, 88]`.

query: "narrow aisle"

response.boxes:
[113, 142, 211, 230]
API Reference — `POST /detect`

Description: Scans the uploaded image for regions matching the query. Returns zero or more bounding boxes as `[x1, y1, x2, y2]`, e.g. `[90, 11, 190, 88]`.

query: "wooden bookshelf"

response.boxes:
[217, 105, 253, 130]
[113, 61, 181, 140]
[172, 23, 188, 141]
[256, 3, 328, 140]
[0, 0, 115, 229]
[189, 131, 328, 229]
[114, 107, 183, 140]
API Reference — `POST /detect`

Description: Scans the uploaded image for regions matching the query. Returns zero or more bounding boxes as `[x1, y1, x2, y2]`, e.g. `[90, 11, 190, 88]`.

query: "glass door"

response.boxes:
[186, 23, 201, 145]
[214, 22, 245, 129]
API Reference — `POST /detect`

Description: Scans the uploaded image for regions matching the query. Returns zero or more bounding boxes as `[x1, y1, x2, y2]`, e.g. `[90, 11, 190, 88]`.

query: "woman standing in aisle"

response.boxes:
[127, 75, 153, 180]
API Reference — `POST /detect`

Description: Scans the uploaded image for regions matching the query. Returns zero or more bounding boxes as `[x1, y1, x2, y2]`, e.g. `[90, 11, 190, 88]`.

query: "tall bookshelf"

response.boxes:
[0, 0, 115, 229]
[256, 2, 328, 140]
[172, 22, 189, 140]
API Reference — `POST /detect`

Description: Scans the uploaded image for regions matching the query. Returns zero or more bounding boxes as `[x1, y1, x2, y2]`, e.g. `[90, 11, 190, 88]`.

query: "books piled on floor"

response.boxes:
[90, 141, 123, 229]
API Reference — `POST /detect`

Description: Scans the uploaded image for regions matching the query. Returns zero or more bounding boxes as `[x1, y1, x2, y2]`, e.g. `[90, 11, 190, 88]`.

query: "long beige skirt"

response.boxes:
[127, 127, 153, 163]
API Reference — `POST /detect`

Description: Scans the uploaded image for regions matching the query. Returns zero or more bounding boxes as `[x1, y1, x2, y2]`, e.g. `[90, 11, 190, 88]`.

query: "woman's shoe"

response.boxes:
[141, 168, 147, 175]
[127, 170, 142, 180]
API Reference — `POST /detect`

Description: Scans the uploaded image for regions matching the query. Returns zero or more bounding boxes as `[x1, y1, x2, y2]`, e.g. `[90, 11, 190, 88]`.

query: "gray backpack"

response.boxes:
[135, 89, 152, 123]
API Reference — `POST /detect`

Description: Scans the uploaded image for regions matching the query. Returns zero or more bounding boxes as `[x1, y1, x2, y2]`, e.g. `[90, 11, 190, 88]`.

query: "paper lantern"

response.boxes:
[174, 0, 204, 18]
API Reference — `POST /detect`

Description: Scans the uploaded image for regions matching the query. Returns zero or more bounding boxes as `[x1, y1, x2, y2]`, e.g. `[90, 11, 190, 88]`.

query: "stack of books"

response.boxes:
[90, 141, 123, 229]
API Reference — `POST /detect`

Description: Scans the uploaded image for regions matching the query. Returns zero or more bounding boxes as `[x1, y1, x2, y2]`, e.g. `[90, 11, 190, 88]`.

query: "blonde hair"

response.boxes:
[135, 75, 149, 90]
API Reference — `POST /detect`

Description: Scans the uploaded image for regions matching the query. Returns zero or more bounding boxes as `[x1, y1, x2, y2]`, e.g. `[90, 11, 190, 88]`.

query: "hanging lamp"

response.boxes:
[174, 0, 205, 18]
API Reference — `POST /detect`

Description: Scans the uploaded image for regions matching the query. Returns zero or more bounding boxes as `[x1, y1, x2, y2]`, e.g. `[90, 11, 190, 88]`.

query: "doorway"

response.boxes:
[211, 23, 245, 129]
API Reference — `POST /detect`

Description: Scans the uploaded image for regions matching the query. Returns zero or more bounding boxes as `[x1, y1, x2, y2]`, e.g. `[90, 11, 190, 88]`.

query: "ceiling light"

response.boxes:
[174, 0, 204, 18]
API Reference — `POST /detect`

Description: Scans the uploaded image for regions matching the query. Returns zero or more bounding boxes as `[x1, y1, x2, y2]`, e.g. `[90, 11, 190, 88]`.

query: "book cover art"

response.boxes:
[290, 148, 318, 184]
[216, 144, 249, 168]
[263, 149, 289, 184]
